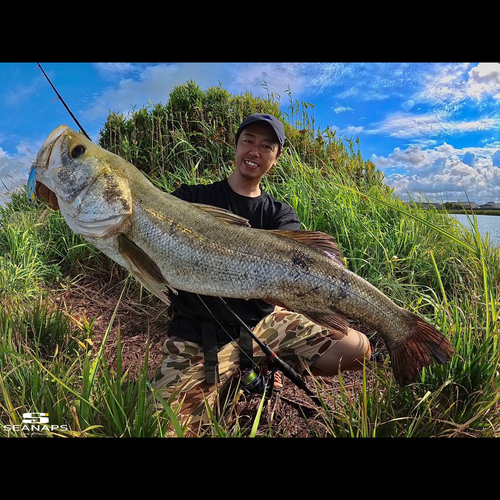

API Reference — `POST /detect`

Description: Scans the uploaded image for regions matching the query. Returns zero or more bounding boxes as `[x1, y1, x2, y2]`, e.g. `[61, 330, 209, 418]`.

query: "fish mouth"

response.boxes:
[32, 124, 132, 239]
[33, 124, 70, 189]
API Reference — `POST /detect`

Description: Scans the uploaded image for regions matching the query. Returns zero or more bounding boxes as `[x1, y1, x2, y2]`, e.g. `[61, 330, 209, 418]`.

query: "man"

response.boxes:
[151, 114, 372, 433]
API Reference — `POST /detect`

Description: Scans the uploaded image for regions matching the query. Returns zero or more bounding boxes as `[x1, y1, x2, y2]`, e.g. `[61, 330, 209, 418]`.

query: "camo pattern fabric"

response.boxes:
[151, 307, 345, 435]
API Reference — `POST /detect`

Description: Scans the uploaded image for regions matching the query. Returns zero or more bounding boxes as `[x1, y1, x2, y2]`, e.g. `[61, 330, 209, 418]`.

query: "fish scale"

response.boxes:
[33, 125, 455, 385]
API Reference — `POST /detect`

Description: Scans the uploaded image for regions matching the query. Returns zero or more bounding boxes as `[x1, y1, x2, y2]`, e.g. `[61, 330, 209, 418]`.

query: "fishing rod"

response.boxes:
[217, 297, 323, 407]
[36, 67, 324, 408]
[37, 63, 92, 141]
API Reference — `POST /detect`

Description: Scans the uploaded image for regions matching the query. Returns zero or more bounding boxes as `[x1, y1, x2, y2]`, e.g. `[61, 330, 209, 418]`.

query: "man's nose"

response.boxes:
[247, 144, 260, 156]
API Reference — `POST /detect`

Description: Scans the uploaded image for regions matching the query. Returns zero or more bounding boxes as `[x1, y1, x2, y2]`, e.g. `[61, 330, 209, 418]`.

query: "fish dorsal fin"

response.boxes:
[117, 233, 175, 305]
[191, 203, 250, 226]
[268, 230, 345, 267]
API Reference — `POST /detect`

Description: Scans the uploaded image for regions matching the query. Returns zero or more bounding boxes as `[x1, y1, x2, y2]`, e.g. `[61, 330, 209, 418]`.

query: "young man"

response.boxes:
[151, 114, 372, 433]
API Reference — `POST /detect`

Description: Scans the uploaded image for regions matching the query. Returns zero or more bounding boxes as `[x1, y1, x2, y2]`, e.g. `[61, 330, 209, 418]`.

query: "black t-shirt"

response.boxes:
[168, 178, 301, 345]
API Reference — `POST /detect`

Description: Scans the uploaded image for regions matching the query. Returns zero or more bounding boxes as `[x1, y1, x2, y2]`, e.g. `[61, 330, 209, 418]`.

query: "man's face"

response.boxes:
[234, 122, 282, 182]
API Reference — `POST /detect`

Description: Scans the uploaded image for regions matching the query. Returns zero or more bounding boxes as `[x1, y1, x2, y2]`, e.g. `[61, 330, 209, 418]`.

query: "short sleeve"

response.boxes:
[269, 203, 301, 230]
[171, 183, 194, 202]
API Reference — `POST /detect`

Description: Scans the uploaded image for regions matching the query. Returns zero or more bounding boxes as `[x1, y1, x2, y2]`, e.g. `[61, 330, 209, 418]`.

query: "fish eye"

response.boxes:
[71, 145, 86, 158]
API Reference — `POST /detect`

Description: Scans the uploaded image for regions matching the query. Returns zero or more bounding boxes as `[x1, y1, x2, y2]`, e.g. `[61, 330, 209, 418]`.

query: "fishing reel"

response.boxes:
[241, 366, 276, 397]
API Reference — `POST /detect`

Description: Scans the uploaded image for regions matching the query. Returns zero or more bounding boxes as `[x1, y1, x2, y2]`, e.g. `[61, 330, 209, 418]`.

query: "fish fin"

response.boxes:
[303, 311, 349, 334]
[389, 312, 455, 385]
[117, 233, 173, 305]
[191, 203, 250, 226]
[264, 296, 349, 334]
[268, 230, 345, 267]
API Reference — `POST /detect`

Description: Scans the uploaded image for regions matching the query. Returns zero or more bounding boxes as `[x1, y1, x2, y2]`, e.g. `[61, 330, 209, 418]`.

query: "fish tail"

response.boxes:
[389, 313, 455, 385]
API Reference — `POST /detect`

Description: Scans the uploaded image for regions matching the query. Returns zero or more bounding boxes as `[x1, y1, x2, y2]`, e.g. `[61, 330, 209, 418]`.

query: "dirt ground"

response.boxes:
[56, 273, 376, 437]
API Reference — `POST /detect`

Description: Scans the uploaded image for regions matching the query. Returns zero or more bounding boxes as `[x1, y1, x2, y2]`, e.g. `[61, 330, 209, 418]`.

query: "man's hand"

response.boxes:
[35, 181, 59, 210]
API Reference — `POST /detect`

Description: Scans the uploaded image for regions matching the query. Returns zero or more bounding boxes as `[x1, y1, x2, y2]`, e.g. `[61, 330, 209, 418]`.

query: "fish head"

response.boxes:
[34, 125, 132, 238]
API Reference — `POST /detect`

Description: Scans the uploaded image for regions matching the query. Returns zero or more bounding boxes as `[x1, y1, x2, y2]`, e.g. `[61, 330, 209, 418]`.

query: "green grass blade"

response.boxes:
[249, 392, 266, 438]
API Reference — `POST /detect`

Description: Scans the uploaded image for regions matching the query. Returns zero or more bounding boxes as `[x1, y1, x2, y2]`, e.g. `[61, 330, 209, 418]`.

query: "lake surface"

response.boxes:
[450, 214, 500, 248]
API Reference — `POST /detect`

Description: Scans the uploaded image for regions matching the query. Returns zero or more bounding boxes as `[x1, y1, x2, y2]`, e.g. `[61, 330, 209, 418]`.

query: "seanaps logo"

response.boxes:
[23, 412, 49, 424]
[3, 412, 69, 434]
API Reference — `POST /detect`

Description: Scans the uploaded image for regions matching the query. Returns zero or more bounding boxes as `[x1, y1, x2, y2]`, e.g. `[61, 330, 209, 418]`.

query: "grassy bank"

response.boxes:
[2, 155, 499, 437]
[1, 85, 500, 437]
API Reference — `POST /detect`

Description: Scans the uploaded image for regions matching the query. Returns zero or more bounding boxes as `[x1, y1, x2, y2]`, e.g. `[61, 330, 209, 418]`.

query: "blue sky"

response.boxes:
[2, 62, 500, 206]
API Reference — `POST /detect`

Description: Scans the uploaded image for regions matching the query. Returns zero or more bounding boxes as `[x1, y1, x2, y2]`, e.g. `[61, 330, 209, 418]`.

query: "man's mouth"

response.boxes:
[244, 159, 260, 169]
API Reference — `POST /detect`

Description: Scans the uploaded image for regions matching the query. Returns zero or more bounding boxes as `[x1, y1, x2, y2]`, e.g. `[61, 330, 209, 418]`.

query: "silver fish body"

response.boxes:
[34, 125, 455, 384]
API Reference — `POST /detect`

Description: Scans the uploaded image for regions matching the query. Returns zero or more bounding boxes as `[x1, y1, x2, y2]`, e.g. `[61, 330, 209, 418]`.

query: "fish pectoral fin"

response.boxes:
[117, 233, 174, 305]
[268, 230, 345, 267]
[303, 311, 349, 335]
[191, 203, 251, 226]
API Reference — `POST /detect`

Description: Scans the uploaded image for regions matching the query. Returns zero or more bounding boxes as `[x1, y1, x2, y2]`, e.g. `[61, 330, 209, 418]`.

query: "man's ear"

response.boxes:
[274, 147, 283, 165]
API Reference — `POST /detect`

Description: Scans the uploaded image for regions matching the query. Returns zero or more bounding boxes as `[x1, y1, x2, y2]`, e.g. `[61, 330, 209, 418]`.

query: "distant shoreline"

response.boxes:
[404, 202, 500, 216]
[444, 210, 500, 216]
[405, 204, 500, 216]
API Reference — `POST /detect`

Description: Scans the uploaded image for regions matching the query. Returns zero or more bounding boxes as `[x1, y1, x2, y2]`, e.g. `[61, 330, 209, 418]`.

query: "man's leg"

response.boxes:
[251, 307, 371, 376]
[152, 308, 371, 434]
[309, 327, 372, 375]
[151, 335, 243, 435]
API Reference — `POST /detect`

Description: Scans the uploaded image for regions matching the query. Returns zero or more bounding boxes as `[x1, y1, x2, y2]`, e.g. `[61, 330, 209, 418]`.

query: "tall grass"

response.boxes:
[1, 83, 499, 437]
[0, 288, 181, 437]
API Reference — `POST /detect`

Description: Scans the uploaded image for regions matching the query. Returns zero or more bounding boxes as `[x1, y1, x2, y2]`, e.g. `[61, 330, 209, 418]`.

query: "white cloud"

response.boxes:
[333, 105, 354, 113]
[401, 99, 415, 112]
[467, 62, 500, 101]
[413, 63, 500, 109]
[0, 153, 29, 206]
[84, 63, 233, 121]
[83, 63, 312, 122]
[366, 110, 500, 139]
[84, 64, 176, 120]
[413, 63, 471, 108]
[343, 125, 364, 135]
[375, 142, 500, 203]
[310, 62, 421, 101]
[3, 70, 48, 108]
[228, 62, 307, 97]
[93, 63, 141, 80]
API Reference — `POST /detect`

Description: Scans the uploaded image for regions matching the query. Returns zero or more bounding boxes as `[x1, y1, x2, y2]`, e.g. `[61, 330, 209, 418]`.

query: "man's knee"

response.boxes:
[310, 328, 371, 375]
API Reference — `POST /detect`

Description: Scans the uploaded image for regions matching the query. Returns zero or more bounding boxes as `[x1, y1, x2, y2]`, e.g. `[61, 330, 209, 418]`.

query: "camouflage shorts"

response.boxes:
[151, 307, 345, 433]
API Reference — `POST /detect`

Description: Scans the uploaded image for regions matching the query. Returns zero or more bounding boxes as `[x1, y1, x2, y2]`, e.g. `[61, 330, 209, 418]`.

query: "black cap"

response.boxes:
[236, 113, 285, 147]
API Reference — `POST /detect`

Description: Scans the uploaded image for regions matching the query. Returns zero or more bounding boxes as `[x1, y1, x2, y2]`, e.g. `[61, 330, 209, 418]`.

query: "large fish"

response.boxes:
[32, 125, 454, 385]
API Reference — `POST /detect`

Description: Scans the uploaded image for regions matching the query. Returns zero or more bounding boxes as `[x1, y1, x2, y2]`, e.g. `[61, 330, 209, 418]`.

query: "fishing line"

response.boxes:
[37, 63, 92, 141]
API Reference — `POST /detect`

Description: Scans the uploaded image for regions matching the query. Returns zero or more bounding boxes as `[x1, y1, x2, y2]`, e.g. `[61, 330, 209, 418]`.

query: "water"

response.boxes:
[450, 214, 500, 248]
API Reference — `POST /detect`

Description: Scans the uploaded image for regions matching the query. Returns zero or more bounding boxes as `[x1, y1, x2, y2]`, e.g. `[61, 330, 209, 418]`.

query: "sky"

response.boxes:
[2, 61, 500, 207]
